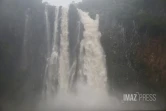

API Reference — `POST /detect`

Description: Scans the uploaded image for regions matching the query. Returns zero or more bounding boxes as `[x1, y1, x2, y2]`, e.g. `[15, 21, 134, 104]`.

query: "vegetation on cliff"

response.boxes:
[0, 0, 166, 109]
[78, 0, 166, 104]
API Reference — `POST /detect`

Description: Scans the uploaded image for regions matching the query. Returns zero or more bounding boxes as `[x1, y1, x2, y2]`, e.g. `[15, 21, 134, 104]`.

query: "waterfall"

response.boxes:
[69, 21, 83, 90]
[78, 9, 107, 90]
[20, 9, 30, 70]
[44, 7, 60, 101]
[41, 7, 111, 110]
[45, 5, 51, 56]
[58, 8, 69, 92]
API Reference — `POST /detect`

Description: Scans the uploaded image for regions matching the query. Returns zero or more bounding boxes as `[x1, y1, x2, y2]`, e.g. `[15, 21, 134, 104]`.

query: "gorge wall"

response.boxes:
[0, 0, 166, 109]
[0, 0, 55, 107]
[78, 0, 166, 104]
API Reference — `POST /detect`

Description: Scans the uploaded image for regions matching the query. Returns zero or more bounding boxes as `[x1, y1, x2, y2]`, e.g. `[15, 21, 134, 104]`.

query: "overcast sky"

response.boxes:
[43, 0, 82, 6]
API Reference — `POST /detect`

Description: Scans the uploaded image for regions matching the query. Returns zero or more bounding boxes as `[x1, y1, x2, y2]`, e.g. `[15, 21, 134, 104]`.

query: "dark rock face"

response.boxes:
[136, 37, 166, 90]
[68, 4, 80, 66]
[0, 0, 166, 109]
[68, 4, 85, 91]
[0, 0, 55, 108]
[77, 0, 166, 107]
[47, 5, 56, 45]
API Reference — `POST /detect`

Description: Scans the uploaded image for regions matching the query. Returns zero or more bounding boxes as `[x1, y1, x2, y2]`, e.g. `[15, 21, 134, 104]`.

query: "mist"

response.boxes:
[0, 0, 166, 111]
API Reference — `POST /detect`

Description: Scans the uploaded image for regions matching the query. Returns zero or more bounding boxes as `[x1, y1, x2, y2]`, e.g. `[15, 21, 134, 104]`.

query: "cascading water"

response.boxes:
[58, 8, 70, 92]
[40, 7, 117, 110]
[68, 20, 83, 90]
[45, 5, 51, 56]
[44, 7, 60, 101]
[20, 8, 30, 70]
[78, 9, 107, 90]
